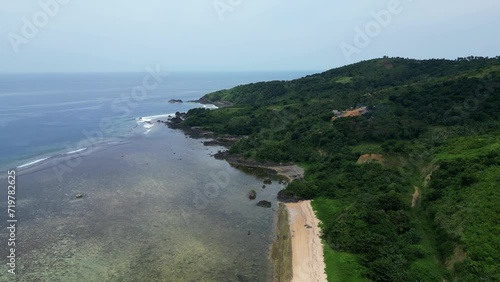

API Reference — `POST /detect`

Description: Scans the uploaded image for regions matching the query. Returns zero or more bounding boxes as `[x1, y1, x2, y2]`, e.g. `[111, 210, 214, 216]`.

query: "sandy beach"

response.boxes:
[286, 200, 327, 282]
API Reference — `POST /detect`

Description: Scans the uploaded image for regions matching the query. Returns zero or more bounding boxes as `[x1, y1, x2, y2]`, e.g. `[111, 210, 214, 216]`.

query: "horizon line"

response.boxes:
[0, 69, 323, 75]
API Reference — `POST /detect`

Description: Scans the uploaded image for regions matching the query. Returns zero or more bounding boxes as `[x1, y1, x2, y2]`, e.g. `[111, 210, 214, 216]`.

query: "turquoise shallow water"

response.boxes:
[0, 127, 285, 281]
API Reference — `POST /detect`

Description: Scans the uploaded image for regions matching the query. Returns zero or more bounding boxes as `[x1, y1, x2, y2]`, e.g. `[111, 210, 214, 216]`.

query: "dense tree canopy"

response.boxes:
[182, 57, 500, 281]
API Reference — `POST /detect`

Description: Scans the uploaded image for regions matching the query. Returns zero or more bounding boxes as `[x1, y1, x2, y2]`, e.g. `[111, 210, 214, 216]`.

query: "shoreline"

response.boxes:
[168, 117, 326, 282]
[285, 200, 327, 282]
[215, 151, 305, 183]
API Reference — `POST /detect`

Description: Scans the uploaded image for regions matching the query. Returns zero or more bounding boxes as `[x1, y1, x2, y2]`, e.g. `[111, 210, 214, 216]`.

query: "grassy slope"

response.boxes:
[314, 133, 500, 281]
[312, 198, 369, 282]
[427, 134, 500, 280]
[314, 135, 500, 281]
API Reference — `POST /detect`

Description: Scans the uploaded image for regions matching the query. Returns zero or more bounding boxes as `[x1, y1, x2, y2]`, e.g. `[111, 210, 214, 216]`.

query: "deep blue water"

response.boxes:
[0, 71, 309, 170]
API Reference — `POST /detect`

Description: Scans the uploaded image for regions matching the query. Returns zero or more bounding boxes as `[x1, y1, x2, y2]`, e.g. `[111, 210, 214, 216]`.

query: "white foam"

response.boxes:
[137, 113, 176, 123]
[17, 157, 50, 168]
[136, 113, 178, 132]
[66, 148, 87, 155]
[202, 104, 218, 109]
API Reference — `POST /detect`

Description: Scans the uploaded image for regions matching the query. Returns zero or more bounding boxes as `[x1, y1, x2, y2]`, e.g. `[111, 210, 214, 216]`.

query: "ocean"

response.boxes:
[0, 71, 309, 281]
[0, 71, 308, 171]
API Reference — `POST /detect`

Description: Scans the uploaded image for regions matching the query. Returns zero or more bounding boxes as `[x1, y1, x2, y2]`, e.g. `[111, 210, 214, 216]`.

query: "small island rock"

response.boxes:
[168, 99, 183, 103]
[256, 200, 272, 208]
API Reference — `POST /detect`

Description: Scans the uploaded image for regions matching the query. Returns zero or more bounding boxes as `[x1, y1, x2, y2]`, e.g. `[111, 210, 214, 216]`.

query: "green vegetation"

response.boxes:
[425, 136, 500, 281]
[182, 57, 500, 281]
[351, 143, 383, 155]
[323, 246, 368, 282]
[335, 76, 353, 84]
[313, 198, 369, 282]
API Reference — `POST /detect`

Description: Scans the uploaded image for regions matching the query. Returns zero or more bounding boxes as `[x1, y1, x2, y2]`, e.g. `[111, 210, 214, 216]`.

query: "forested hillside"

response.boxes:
[183, 57, 500, 281]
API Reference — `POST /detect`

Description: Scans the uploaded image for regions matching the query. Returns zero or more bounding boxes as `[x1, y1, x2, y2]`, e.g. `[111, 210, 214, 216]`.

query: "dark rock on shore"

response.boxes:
[277, 189, 300, 203]
[256, 200, 272, 208]
[168, 116, 183, 125]
[165, 112, 187, 129]
[263, 178, 272, 184]
[203, 135, 244, 147]
[248, 190, 257, 200]
[165, 115, 217, 139]
[189, 97, 233, 108]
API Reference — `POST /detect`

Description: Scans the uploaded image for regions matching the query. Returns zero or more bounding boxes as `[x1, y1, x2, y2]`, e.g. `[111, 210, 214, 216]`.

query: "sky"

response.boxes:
[1, 0, 500, 73]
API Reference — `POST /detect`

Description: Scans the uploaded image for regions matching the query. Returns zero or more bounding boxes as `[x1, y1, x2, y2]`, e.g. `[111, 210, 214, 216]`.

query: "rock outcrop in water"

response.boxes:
[168, 99, 183, 103]
[248, 190, 257, 200]
[256, 200, 272, 208]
